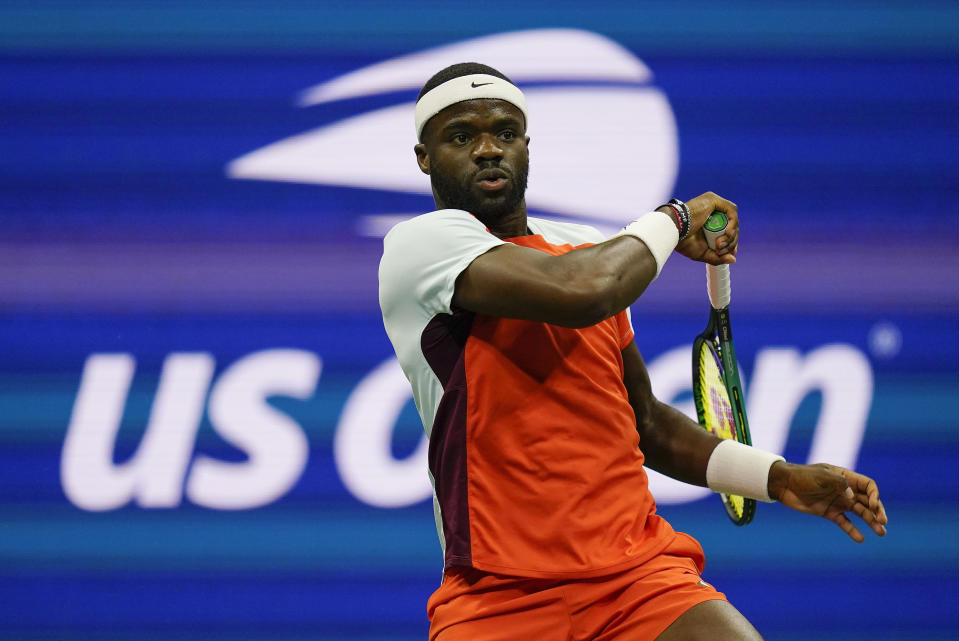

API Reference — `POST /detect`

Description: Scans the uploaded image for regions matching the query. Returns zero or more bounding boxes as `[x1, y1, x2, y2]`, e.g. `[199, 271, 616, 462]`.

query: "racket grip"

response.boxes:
[703, 211, 731, 309]
[706, 264, 730, 309]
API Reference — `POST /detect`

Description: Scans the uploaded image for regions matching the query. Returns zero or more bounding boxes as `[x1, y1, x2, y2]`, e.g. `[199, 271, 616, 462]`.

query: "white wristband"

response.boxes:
[615, 211, 679, 278]
[706, 439, 785, 503]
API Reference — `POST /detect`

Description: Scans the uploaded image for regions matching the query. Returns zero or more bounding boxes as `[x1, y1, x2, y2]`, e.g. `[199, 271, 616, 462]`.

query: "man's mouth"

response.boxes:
[476, 169, 509, 192]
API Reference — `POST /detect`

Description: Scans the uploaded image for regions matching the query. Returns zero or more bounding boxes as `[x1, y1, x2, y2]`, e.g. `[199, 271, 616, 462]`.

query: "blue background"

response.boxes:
[2, 2, 958, 640]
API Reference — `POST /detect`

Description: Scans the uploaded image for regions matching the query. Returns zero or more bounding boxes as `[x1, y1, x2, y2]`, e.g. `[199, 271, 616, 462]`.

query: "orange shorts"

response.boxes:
[427, 541, 725, 641]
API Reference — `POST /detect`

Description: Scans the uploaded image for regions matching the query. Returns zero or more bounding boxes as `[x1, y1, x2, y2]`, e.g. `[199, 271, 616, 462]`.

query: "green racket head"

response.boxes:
[692, 334, 756, 525]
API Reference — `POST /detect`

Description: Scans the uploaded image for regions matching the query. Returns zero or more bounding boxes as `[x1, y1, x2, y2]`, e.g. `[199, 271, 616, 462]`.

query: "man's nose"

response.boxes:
[472, 133, 503, 161]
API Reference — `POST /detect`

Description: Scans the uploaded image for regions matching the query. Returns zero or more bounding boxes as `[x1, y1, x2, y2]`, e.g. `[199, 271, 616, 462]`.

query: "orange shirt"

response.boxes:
[381, 210, 691, 579]
[424, 232, 681, 578]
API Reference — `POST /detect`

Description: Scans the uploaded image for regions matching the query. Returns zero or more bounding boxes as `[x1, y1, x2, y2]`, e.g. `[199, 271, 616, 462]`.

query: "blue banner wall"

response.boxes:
[2, 3, 958, 640]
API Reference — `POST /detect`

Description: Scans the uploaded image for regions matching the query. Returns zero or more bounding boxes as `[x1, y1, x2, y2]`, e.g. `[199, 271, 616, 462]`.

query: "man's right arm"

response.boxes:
[453, 236, 657, 328]
[452, 192, 740, 327]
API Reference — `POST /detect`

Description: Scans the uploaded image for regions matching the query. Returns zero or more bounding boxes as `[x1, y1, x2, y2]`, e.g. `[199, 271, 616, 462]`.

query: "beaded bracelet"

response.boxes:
[660, 204, 683, 237]
[667, 198, 692, 240]
[657, 201, 689, 240]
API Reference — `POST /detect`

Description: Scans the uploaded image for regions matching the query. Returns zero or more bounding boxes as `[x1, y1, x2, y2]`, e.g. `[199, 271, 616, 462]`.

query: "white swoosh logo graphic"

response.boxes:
[297, 28, 652, 106]
[226, 29, 677, 232]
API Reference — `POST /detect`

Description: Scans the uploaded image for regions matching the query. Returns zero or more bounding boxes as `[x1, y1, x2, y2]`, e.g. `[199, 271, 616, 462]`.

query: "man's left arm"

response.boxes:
[622, 340, 888, 542]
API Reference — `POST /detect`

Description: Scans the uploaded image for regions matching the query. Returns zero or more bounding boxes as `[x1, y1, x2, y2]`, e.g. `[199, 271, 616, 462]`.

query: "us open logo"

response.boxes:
[226, 28, 679, 236]
[60, 30, 873, 513]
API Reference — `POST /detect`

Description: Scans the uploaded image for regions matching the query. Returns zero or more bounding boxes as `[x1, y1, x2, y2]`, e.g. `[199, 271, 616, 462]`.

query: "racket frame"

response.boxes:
[692, 296, 757, 526]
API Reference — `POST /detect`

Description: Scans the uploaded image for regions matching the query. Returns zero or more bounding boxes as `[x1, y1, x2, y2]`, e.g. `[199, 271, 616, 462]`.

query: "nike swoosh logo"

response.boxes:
[471, 81, 493, 88]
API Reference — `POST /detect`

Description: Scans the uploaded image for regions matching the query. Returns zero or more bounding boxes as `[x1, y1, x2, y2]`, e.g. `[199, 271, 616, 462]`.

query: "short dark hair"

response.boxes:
[417, 62, 516, 101]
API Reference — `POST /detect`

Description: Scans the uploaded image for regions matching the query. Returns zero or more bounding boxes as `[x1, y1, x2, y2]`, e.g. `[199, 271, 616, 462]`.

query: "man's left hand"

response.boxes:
[672, 191, 739, 266]
[767, 462, 888, 543]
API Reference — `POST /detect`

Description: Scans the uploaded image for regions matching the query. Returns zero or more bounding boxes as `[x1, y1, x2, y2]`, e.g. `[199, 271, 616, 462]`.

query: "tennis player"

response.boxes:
[378, 63, 887, 641]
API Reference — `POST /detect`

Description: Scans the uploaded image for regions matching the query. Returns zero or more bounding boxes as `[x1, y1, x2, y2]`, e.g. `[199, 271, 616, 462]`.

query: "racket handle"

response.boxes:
[703, 211, 731, 309]
[706, 264, 730, 309]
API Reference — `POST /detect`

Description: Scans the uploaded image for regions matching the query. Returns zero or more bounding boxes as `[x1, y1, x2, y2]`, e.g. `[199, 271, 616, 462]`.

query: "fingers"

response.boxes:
[702, 192, 738, 221]
[702, 193, 738, 257]
[874, 497, 888, 525]
[851, 497, 886, 536]
[826, 466, 887, 539]
[675, 234, 736, 265]
[703, 248, 737, 265]
[797, 463, 887, 542]
[781, 462, 886, 542]
[831, 512, 866, 544]
[675, 191, 740, 265]
[850, 473, 888, 525]
[842, 469, 889, 527]
[686, 191, 738, 235]
[850, 496, 887, 537]
[714, 227, 739, 257]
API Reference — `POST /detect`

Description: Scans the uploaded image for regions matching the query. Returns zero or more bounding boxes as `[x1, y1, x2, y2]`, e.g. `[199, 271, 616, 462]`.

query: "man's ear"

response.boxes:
[414, 143, 430, 175]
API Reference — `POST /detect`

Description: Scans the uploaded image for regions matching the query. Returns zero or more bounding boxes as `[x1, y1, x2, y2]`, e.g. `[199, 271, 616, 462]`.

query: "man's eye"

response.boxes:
[500, 131, 515, 141]
[451, 134, 469, 144]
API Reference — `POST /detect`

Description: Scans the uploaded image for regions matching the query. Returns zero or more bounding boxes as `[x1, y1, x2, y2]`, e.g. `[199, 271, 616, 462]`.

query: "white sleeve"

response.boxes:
[379, 209, 505, 318]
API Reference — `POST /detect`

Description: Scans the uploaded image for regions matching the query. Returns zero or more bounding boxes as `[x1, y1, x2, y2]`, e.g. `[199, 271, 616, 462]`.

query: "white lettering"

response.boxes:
[186, 349, 320, 509]
[749, 344, 872, 469]
[62, 350, 318, 511]
[61, 353, 214, 511]
[333, 357, 431, 508]
[62, 343, 874, 512]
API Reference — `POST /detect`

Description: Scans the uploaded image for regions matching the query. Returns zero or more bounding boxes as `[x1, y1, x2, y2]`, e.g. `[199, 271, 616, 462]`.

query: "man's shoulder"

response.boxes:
[527, 216, 606, 246]
[379, 209, 503, 318]
[384, 209, 478, 241]
[380, 208, 503, 277]
[382, 209, 503, 266]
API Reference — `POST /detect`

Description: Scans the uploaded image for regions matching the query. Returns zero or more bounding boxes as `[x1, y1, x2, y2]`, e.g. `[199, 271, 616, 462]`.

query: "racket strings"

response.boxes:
[696, 341, 747, 520]
[697, 343, 736, 441]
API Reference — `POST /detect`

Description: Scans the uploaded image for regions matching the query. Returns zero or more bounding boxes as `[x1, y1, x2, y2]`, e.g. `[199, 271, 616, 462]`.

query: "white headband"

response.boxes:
[415, 73, 529, 140]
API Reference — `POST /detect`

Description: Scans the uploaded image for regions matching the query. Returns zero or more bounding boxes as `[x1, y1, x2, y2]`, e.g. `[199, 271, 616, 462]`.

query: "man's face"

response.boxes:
[416, 99, 530, 221]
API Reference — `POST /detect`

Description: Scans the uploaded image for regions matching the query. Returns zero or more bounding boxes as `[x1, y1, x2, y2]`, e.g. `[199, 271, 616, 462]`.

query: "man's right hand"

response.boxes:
[672, 192, 739, 266]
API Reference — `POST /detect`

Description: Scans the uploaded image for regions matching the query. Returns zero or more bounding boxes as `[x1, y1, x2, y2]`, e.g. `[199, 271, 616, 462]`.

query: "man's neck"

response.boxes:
[475, 206, 529, 240]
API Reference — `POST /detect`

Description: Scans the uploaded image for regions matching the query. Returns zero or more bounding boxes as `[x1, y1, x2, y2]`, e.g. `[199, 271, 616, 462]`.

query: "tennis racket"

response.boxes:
[692, 211, 755, 526]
